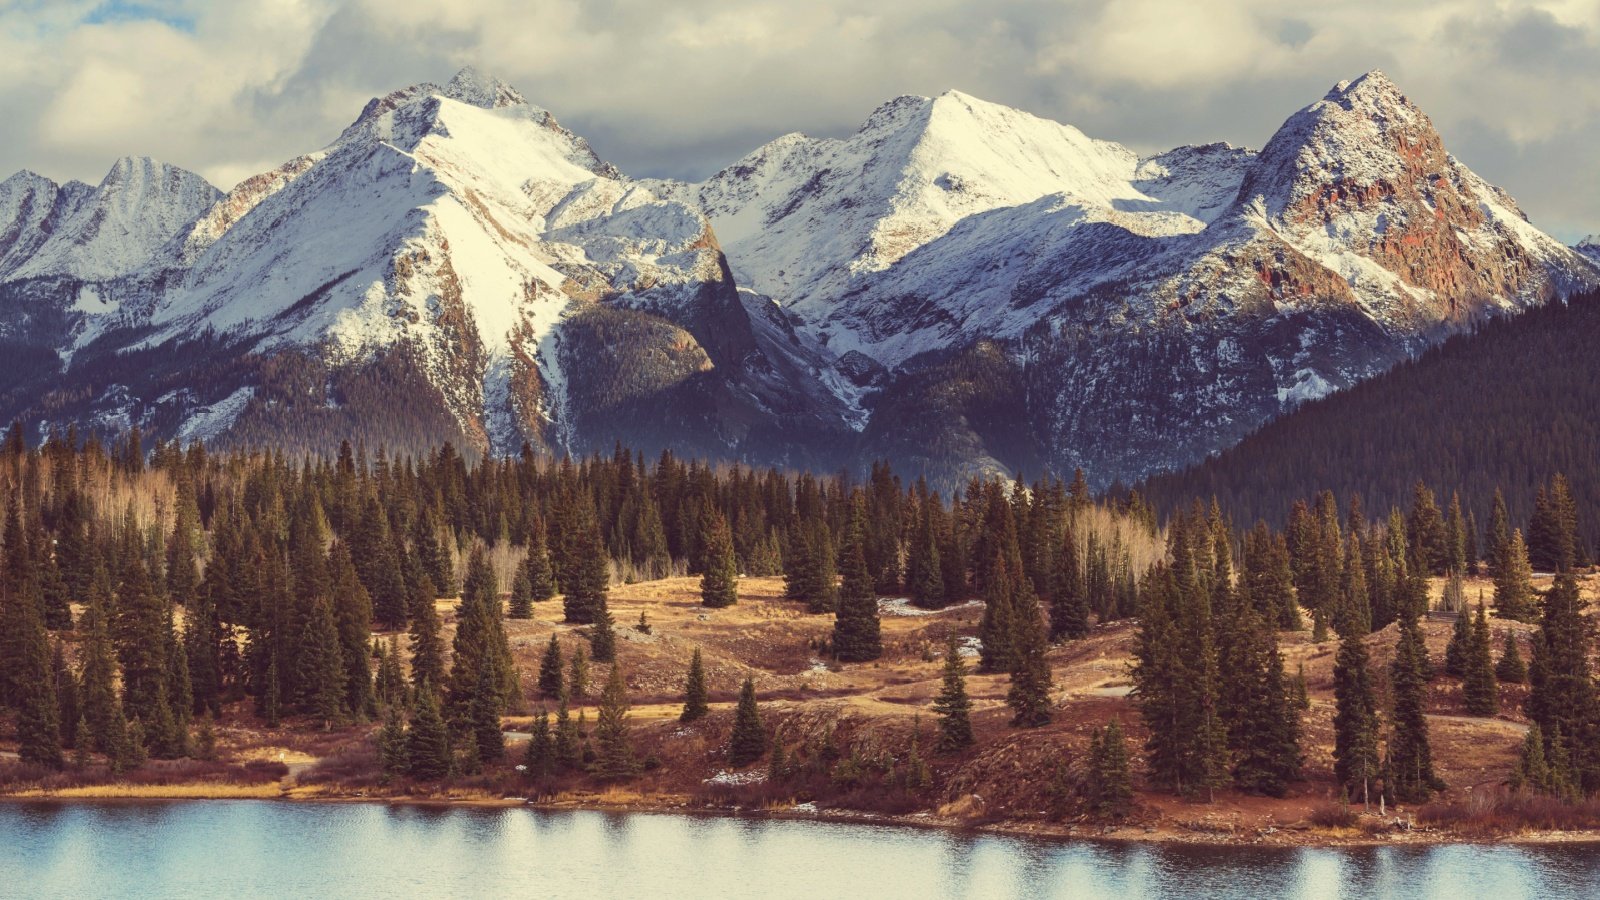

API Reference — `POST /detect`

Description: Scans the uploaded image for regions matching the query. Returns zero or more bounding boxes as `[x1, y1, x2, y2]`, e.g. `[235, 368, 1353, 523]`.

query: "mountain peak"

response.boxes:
[442, 66, 528, 110]
[1318, 70, 1418, 120]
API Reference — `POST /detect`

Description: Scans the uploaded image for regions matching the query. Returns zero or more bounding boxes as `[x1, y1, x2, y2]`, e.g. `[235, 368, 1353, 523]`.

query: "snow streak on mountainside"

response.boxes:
[0, 69, 1594, 489]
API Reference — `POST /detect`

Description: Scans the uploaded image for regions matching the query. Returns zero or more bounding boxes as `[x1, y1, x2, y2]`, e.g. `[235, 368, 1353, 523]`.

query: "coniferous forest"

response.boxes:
[0, 420, 1596, 836]
[1143, 289, 1600, 558]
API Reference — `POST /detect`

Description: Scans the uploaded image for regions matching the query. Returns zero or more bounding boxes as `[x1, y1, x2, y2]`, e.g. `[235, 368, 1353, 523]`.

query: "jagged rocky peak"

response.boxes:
[441, 66, 529, 109]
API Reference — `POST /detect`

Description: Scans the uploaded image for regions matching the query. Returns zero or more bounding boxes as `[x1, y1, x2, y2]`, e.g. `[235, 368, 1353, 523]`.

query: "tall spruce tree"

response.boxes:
[1332, 626, 1380, 807]
[906, 499, 945, 610]
[522, 521, 557, 603]
[932, 636, 974, 752]
[727, 675, 767, 767]
[1526, 572, 1597, 791]
[978, 552, 1018, 674]
[508, 570, 534, 620]
[699, 510, 738, 608]
[1497, 632, 1527, 684]
[1387, 613, 1442, 802]
[593, 663, 635, 780]
[563, 504, 612, 625]
[405, 688, 452, 780]
[538, 635, 565, 700]
[1461, 604, 1498, 716]
[1493, 529, 1537, 622]
[680, 648, 709, 723]
[832, 497, 881, 662]
[1086, 720, 1134, 819]
[1049, 526, 1090, 641]
[1006, 580, 1054, 728]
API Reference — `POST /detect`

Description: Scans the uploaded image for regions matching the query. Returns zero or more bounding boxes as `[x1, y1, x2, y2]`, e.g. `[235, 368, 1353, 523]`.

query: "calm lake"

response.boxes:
[2, 801, 1598, 899]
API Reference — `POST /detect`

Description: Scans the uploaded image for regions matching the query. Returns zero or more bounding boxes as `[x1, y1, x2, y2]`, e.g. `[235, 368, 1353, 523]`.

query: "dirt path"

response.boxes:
[1427, 713, 1529, 734]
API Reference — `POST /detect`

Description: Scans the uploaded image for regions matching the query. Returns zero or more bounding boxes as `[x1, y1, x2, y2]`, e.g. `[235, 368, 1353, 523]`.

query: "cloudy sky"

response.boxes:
[3, 0, 1598, 239]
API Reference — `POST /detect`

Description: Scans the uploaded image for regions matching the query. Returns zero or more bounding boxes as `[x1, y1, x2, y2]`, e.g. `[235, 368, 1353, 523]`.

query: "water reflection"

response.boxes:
[2, 801, 1600, 899]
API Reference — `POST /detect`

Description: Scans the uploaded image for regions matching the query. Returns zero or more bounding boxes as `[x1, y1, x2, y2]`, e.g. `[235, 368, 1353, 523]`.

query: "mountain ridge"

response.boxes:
[0, 68, 1593, 489]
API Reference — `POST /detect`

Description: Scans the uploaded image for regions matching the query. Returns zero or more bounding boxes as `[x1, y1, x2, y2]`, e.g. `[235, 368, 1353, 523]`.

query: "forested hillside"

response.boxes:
[1143, 290, 1600, 556]
[0, 428, 1596, 838]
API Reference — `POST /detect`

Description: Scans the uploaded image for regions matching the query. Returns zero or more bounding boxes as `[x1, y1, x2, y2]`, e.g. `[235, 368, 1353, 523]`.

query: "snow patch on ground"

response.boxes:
[177, 387, 254, 441]
[1277, 368, 1334, 406]
[877, 598, 984, 617]
[704, 769, 766, 787]
[957, 636, 982, 659]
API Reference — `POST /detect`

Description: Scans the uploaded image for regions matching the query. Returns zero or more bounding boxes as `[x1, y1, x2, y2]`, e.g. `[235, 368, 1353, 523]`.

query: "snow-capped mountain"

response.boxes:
[0, 69, 1593, 488]
[655, 71, 1600, 485]
[1577, 235, 1600, 265]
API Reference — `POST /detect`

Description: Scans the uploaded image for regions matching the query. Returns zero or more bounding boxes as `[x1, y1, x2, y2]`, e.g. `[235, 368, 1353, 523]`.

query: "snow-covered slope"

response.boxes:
[644, 90, 1226, 320]
[1576, 235, 1600, 265]
[10, 157, 220, 283]
[1, 69, 1594, 489]
[0, 68, 849, 465]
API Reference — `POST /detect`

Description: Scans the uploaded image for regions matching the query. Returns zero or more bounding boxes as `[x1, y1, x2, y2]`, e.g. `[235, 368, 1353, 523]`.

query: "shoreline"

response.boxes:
[7, 787, 1600, 849]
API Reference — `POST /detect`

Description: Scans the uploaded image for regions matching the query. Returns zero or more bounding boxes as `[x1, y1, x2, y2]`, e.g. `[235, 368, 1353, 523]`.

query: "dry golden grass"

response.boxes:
[22, 783, 285, 800]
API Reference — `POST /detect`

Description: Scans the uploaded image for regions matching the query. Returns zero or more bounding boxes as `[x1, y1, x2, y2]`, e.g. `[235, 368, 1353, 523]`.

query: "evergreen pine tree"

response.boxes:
[1525, 572, 1596, 791]
[407, 574, 445, 692]
[300, 597, 346, 727]
[78, 584, 122, 752]
[538, 635, 565, 700]
[593, 663, 635, 779]
[1513, 723, 1551, 794]
[978, 552, 1018, 673]
[377, 704, 408, 777]
[1049, 526, 1089, 641]
[112, 554, 176, 746]
[563, 504, 611, 625]
[375, 637, 408, 711]
[523, 522, 557, 603]
[699, 510, 738, 608]
[404, 689, 452, 781]
[554, 699, 580, 770]
[469, 662, 505, 763]
[906, 500, 945, 610]
[1461, 604, 1498, 716]
[1332, 626, 1380, 807]
[1223, 602, 1302, 797]
[508, 570, 534, 620]
[1006, 581, 1053, 728]
[589, 604, 617, 664]
[680, 648, 709, 723]
[525, 710, 554, 780]
[1486, 489, 1512, 576]
[727, 675, 767, 767]
[932, 636, 974, 752]
[327, 541, 376, 720]
[1387, 613, 1443, 802]
[1497, 633, 1527, 684]
[568, 645, 589, 700]
[831, 498, 881, 662]
[1494, 529, 1538, 622]
[1086, 720, 1134, 819]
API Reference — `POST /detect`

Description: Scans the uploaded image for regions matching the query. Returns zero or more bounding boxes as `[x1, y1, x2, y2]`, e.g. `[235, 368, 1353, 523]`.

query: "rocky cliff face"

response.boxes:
[0, 69, 1592, 487]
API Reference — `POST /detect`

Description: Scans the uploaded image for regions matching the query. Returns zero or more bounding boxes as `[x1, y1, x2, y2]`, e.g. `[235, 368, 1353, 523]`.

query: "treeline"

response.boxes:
[0, 425, 1159, 775]
[1141, 289, 1600, 556]
[1133, 473, 1588, 808]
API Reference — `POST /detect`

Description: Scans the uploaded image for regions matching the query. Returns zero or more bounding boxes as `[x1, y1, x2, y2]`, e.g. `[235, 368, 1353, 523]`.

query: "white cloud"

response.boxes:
[0, 0, 1597, 237]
